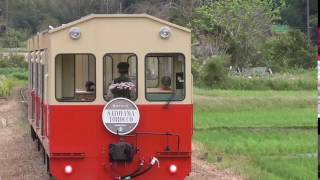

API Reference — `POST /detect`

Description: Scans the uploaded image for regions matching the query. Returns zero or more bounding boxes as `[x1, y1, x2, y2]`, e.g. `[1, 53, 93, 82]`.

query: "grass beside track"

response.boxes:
[193, 88, 317, 180]
[0, 68, 27, 97]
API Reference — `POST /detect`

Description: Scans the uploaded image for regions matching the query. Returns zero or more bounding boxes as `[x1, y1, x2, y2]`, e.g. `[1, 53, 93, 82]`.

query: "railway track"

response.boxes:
[20, 87, 28, 104]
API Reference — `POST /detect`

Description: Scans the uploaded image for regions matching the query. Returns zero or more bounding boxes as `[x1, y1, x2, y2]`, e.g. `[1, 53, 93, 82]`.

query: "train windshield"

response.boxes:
[103, 53, 138, 101]
[55, 54, 96, 102]
[145, 53, 185, 101]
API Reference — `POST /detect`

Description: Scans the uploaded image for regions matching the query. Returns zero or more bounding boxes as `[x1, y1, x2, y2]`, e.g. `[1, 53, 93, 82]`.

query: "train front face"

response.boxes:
[49, 52, 193, 180]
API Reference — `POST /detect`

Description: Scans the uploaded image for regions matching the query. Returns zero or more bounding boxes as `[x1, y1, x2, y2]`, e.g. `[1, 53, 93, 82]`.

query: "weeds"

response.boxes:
[0, 76, 13, 97]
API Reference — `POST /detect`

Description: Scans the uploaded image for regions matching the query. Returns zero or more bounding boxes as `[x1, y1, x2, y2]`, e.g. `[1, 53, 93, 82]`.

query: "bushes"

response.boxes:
[192, 54, 316, 90]
[0, 54, 27, 68]
[217, 76, 314, 90]
[200, 70, 315, 90]
[203, 57, 228, 86]
[0, 68, 28, 81]
[192, 56, 230, 87]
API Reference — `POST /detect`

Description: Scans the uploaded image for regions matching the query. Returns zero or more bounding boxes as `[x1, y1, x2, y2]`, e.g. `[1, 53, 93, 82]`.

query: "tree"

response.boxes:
[281, 0, 318, 43]
[2, 30, 26, 48]
[192, 0, 276, 67]
[262, 29, 316, 71]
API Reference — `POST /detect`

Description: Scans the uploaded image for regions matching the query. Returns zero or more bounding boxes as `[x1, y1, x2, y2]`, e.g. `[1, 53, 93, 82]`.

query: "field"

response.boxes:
[193, 88, 317, 180]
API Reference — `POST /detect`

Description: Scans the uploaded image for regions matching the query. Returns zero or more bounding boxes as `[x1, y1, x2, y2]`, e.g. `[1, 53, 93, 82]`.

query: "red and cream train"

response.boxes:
[26, 14, 193, 180]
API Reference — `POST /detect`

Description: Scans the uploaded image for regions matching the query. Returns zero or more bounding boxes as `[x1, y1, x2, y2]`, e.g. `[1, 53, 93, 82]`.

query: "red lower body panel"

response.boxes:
[47, 104, 193, 180]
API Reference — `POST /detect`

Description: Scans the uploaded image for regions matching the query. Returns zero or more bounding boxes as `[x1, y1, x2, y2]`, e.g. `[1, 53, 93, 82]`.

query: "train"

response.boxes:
[26, 14, 193, 180]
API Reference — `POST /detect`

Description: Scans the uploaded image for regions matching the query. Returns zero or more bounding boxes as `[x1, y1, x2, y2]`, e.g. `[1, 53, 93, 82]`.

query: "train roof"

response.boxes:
[48, 14, 191, 34]
[27, 14, 191, 51]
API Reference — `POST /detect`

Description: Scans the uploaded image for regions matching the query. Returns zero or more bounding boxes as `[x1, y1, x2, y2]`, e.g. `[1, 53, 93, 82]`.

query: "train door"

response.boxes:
[33, 52, 38, 127]
[27, 52, 32, 123]
[40, 51, 45, 136]
[36, 51, 41, 128]
[32, 52, 36, 124]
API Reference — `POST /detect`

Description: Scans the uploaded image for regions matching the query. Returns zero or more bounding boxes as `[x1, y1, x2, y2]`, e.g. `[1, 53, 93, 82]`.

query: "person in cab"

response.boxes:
[106, 62, 136, 100]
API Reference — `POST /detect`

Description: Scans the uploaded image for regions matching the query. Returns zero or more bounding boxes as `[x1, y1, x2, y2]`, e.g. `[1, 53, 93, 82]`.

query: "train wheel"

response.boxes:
[46, 155, 55, 179]
[43, 147, 46, 164]
[46, 155, 50, 173]
[37, 139, 41, 151]
[30, 125, 36, 141]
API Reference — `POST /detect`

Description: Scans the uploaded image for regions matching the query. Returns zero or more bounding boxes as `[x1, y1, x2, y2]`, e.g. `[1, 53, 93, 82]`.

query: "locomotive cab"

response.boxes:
[27, 14, 192, 180]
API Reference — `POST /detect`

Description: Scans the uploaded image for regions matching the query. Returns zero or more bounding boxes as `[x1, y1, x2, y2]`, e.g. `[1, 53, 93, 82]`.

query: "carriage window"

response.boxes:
[103, 53, 137, 101]
[55, 54, 96, 102]
[145, 53, 185, 101]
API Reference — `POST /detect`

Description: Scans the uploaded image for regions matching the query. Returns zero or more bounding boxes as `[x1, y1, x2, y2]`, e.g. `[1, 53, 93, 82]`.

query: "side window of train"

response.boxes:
[103, 53, 137, 101]
[55, 54, 96, 102]
[145, 53, 185, 101]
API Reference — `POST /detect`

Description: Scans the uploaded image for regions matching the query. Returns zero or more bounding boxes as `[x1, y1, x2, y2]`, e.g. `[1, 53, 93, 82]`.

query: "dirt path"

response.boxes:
[0, 88, 48, 180]
[187, 142, 242, 180]
[0, 88, 241, 180]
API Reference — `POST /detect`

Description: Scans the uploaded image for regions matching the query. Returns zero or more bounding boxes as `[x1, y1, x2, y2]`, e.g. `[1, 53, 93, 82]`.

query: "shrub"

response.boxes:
[203, 56, 229, 86]
[0, 54, 27, 68]
[191, 57, 204, 86]
[0, 68, 28, 80]
[11, 71, 28, 80]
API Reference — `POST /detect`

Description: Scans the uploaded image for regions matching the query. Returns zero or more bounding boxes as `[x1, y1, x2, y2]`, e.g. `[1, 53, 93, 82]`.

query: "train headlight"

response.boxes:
[69, 27, 81, 40]
[159, 26, 171, 39]
[64, 165, 73, 174]
[169, 164, 178, 174]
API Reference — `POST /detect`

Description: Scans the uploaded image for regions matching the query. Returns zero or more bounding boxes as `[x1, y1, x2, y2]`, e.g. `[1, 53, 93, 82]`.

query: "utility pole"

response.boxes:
[78, 0, 81, 18]
[106, 0, 109, 14]
[119, 2, 122, 14]
[306, 0, 310, 41]
[5, 0, 8, 25]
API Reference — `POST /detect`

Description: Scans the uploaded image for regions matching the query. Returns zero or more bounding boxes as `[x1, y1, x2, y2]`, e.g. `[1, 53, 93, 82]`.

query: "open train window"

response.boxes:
[103, 53, 137, 101]
[55, 54, 96, 102]
[145, 53, 185, 101]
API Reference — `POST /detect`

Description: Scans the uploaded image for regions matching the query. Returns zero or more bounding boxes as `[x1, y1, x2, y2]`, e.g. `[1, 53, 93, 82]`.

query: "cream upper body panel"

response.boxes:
[28, 14, 192, 106]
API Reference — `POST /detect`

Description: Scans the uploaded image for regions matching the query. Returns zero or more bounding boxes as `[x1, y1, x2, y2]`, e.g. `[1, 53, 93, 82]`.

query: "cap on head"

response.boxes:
[117, 62, 129, 74]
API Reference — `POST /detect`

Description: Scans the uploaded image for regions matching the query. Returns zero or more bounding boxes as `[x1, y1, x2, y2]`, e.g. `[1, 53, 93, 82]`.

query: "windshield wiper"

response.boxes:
[163, 91, 176, 109]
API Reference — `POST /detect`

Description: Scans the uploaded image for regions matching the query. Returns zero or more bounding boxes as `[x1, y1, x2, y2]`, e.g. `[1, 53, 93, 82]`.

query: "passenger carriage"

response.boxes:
[26, 14, 193, 180]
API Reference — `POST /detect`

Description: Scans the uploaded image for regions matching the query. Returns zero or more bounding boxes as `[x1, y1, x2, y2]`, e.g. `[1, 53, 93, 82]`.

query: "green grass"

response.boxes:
[194, 87, 316, 97]
[194, 129, 316, 156]
[195, 130, 317, 180]
[0, 67, 27, 97]
[193, 88, 317, 180]
[0, 77, 13, 97]
[195, 108, 316, 129]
